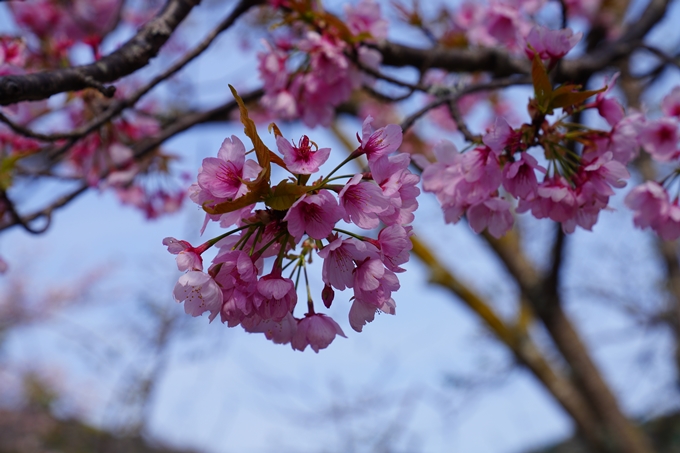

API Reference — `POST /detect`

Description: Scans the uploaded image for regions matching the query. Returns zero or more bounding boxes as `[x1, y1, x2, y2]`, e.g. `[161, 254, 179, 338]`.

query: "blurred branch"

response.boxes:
[378, 0, 670, 84]
[480, 224, 654, 453]
[410, 235, 607, 450]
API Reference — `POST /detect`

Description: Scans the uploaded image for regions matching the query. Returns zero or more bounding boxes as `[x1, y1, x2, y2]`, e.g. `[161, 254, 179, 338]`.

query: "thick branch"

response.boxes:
[410, 235, 607, 450]
[0, 0, 201, 105]
[484, 227, 654, 453]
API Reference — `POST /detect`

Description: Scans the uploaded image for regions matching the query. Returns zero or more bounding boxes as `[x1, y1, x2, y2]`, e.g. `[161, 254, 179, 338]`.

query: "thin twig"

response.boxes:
[400, 75, 530, 133]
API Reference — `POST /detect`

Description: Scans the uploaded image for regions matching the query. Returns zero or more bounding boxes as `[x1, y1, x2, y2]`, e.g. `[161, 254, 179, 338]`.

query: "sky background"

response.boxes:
[1, 0, 680, 452]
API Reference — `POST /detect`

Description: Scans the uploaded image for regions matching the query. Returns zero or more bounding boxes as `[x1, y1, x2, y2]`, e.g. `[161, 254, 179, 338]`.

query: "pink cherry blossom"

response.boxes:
[284, 190, 344, 241]
[502, 152, 545, 199]
[374, 225, 412, 273]
[197, 136, 262, 200]
[358, 115, 403, 161]
[624, 181, 670, 230]
[173, 271, 222, 321]
[609, 113, 644, 164]
[243, 312, 297, 345]
[254, 272, 298, 322]
[517, 176, 578, 229]
[354, 258, 386, 291]
[580, 151, 629, 196]
[524, 25, 582, 63]
[345, 0, 388, 41]
[640, 118, 679, 161]
[352, 265, 399, 308]
[593, 73, 624, 127]
[656, 203, 680, 241]
[467, 197, 514, 238]
[213, 250, 260, 325]
[370, 153, 421, 225]
[291, 314, 346, 353]
[483, 117, 519, 155]
[296, 32, 356, 127]
[338, 174, 390, 229]
[276, 135, 330, 174]
[163, 237, 203, 271]
[662, 86, 680, 118]
[349, 297, 395, 332]
[464, 2, 527, 50]
[318, 236, 379, 290]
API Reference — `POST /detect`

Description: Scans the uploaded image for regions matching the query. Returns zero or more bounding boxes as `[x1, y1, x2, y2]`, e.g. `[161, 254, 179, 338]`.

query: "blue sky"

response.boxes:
[2, 1, 680, 452]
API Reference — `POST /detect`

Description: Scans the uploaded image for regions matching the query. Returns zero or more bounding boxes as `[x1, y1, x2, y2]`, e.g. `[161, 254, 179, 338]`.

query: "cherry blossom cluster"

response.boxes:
[418, 27, 632, 237]
[0, 0, 186, 221]
[624, 87, 680, 240]
[9, 0, 123, 60]
[258, 0, 386, 127]
[165, 94, 419, 352]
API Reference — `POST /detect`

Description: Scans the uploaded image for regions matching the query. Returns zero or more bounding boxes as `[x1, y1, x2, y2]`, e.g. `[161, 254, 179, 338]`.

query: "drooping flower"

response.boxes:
[374, 225, 412, 273]
[284, 190, 345, 241]
[318, 236, 379, 290]
[502, 152, 545, 199]
[467, 197, 514, 238]
[291, 314, 346, 352]
[173, 271, 222, 321]
[243, 312, 298, 345]
[163, 237, 203, 271]
[349, 297, 395, 332]
[254, 272, 298, 322]
[338, 174, 390, 229]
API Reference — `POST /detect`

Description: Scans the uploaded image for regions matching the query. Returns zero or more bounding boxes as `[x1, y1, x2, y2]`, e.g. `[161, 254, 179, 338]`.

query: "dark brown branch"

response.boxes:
[0, 190, 51, 234]
[0, 0, 201, 105]
[1, 0, 255, 145]
[378, 0, 670, 84]
[446, 100, 480, 143]
[0, 185, 87, 233]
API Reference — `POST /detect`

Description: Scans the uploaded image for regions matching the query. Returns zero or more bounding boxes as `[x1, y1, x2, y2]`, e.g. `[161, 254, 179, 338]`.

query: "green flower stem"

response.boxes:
[333, 227, 367, 241]
[319, 152, 359, 187]
[200, 223, 259, 253]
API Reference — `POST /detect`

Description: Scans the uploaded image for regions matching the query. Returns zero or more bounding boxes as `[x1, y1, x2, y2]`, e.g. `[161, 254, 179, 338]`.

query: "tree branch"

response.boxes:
[377, 0, 670, 84]
[410, 235, 608, 450]
[0, 0, 202, 105]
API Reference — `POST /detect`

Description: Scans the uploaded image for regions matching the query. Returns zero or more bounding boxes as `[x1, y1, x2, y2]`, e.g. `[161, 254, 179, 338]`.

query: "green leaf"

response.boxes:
[531, 54, 553, 112]
[0, 154, 25, 190]
[550, 87, 605, 110]
[265, 180, 311, 211]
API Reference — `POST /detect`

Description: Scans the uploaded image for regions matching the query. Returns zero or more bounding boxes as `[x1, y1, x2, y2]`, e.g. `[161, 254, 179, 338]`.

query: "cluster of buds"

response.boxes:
[165, 87, 419, 352]
[419, 27, 631, 237]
